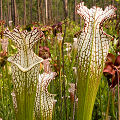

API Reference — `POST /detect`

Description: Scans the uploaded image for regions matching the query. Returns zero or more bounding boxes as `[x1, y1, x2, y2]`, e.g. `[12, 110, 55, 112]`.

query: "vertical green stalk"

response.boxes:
[105, 90, 110, 120]
[5, 63, 15, 119]
[59, 40, 63, 119]
[62, 0, 68, 118]
[116, 68, 120, 120]
[72, 47, 78, 120]
[1, 67, 4, 119]
[99, 81, 103, 120]
[59, 41, 62, 94]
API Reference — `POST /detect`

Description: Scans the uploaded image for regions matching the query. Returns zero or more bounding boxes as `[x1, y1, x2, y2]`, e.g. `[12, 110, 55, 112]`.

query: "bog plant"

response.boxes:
[35, 71, 57, 120]
[76, 2, 116, 120]
[2, 26, 58, 120]
[3, 27, 43, 120]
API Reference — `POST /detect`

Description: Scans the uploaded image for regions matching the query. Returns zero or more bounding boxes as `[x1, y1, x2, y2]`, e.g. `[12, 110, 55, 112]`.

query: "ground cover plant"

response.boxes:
[0, 0, 120, 120]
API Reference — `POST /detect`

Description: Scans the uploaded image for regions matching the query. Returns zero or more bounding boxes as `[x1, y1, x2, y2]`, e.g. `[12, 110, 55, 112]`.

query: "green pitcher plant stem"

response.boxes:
[76, 2, 116, 120]
[3, 27, 43, 120]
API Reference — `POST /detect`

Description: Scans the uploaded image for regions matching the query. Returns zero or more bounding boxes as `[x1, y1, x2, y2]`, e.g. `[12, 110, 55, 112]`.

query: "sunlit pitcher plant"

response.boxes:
[3, 27, 44, 120]
[76, 2, 116, 120]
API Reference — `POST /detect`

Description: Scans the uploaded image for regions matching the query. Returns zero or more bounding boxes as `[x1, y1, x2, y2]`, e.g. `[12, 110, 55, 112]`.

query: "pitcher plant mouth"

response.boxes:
[3, 26, 44, 71]
[7, 56, 43, 72]
[76, 2, 116, 39]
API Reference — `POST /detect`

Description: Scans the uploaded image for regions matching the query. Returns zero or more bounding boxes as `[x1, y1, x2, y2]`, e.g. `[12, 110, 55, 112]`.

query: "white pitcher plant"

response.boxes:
[35, 71, 57, 120]
[4, 27, 43, 120]
[76, 2, 116, 120]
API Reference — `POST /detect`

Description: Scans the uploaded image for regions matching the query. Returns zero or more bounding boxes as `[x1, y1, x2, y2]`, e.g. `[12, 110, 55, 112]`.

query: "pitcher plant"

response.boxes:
[4, 27, 43, 120]
[76, 2, 116, 120]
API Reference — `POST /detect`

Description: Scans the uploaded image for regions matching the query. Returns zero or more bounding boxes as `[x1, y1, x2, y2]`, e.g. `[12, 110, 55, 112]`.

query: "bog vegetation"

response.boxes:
[0, 0, 120, 120]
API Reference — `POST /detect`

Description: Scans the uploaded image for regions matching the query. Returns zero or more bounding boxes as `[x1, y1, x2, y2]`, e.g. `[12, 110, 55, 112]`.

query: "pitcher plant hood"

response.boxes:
[3, 27, 44, 72]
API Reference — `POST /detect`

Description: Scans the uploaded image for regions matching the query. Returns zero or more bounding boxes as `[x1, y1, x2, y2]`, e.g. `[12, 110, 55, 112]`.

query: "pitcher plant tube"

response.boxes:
[35, 72, 57, 120]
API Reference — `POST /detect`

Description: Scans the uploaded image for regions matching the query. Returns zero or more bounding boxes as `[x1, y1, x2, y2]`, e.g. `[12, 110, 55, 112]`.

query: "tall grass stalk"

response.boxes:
[59, 39, 63, 120]
[1, 67, 4, 119]
[105, 90, 110, 120]
[62, 0, 68, 118]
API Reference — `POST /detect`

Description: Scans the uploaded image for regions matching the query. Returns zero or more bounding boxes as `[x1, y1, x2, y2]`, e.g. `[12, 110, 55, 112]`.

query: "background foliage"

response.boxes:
[0, 0, 120, 120]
